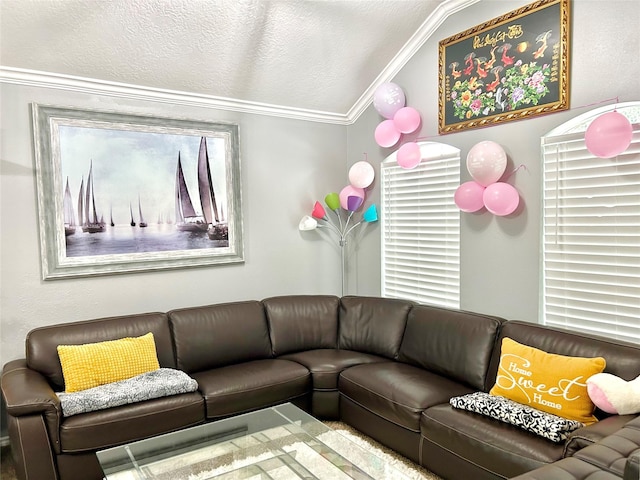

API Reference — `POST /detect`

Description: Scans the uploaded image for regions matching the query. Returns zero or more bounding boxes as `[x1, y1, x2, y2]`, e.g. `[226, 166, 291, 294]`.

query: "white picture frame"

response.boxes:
[32, 104, 244, 279]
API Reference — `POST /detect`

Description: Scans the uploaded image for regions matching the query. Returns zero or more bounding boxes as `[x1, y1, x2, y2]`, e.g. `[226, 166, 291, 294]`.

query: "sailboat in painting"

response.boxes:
[196, 137, 228, 241]
[63, 177, 76, 236]
[138, 196, 147, 228]
[81, 161, 106, 233]
[175, 152, 207, 232]
[129, 203, 136, 227]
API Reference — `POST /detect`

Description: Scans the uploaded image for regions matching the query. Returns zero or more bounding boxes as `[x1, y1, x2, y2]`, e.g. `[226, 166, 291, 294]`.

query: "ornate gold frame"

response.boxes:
[438, 0, 570, 134]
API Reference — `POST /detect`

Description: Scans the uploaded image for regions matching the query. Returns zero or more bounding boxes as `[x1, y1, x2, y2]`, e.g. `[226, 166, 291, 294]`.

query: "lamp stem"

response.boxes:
[333, 208, 344, 232]
[318, 218, 341, 236]
[340, 238, 346, 296]
[344, 220, 362, 238]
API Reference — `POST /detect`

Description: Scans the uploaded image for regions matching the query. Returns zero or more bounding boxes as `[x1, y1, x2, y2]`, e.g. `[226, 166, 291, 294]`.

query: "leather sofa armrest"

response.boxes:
[1, 359, 61, 417]
[564, 414, 640, 457]
[624, 451, 639, 480]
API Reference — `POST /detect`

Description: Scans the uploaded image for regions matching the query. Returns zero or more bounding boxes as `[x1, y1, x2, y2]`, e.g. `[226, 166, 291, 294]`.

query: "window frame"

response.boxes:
[380, 141, 461, 308]
[540, 102, 640, 344]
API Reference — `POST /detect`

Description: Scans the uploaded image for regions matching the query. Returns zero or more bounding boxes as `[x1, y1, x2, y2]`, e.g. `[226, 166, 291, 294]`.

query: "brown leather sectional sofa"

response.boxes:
[2, 295, 639, 480]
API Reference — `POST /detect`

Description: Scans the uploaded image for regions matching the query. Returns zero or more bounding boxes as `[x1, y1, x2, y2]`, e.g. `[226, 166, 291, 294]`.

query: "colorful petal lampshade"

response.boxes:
[302, 190, 377, 297]
[347, 195, 364, 212]
[325, 192, 340, 211]
[363, 204, 378, 222]
[311, 201, 326, 219]
[298, 215, 318, 231]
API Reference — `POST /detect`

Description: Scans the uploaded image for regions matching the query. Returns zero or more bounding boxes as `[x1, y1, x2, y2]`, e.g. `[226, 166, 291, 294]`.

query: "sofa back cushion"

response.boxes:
[338, 296, 413, 359]
[398, 305, 504, 390]
[263, 295, 339, 356]
[169, 301, 272, 373]
[26, 313, 174, 392]
[487, 321, 640, 395]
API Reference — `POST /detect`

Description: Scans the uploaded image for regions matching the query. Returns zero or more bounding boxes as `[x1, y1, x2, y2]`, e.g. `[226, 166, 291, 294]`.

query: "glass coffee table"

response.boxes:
[97, 402, 410, 479]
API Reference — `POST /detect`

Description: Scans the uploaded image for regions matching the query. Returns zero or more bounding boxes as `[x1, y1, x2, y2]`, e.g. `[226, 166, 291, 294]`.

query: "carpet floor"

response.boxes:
[1, 445, 17, 480]
[0, 423, 441, 480]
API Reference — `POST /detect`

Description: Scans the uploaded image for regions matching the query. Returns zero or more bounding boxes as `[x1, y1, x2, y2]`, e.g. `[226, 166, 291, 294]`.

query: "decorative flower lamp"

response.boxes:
[300, 160, 377, 296]
[299, 194, 378, 296]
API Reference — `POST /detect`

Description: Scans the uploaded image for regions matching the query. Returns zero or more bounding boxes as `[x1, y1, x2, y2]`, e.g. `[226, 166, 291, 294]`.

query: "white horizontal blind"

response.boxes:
[542, 108, 640, 344]
[381, 143, 460, 308]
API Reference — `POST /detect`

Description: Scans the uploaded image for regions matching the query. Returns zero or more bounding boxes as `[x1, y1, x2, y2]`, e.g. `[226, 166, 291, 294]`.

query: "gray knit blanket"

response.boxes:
[57, 368, 198, 417]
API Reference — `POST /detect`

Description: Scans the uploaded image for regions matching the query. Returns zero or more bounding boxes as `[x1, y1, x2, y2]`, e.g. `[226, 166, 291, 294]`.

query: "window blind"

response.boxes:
[381, 143, 460, 308]
[542, 115, 640, 344]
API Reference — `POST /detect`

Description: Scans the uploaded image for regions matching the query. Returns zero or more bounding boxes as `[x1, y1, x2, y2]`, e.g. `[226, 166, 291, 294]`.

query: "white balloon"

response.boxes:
[349, 161, 375, 189]
[373, 83, 406, 119]
[466, 141, 507, 187]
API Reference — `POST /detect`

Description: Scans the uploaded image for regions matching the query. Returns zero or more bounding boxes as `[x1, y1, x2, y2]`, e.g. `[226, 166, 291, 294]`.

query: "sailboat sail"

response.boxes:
[77, 177, 84, 228]
[130, 203, 136, 227]
[138, 196, 147, 227]
[63, 177, 76, 236]
[84, 166, 91, 226]
[195, 136, 229, 242]
[197, 137, 220, 225]
[175, 152, 207, 232]
[176, 153, 197, 221]
[82, 161, 105, 233]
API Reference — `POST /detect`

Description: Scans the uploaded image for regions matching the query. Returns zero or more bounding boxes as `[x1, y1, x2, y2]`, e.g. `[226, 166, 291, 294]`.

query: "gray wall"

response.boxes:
[0, 85, 347, 371]
[1, 0, 638, 438]
[349, 0, 640, 323]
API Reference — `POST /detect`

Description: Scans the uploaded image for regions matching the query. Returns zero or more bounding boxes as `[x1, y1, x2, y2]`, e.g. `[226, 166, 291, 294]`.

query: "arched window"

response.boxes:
[541, 102, 640, 343]
[381, 142, 460, 308]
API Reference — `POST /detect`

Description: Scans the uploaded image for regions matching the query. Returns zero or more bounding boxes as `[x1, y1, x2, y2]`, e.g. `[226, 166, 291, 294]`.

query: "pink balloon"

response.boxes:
[339, 185, 365, 210]
[349, 161, 375, 189]
[585, 111, 633, 158]
[396, 142, 422, 169]
[483, 182, 519, 216]
[373, 82, 406, 119]
[466, 141, 507, 186]
[393, 107, 421, 134]
[454, 181, 486, 212]
[374, 120, 401, 148]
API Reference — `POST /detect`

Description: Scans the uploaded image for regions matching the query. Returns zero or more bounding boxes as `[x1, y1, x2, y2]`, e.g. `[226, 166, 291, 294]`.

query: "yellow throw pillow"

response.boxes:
[490, 337, 606, 424]
[57, 332, 160, 393]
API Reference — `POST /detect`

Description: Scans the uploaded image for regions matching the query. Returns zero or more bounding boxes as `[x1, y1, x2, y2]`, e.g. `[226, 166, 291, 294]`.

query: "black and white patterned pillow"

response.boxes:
[450, 392, 584, 442]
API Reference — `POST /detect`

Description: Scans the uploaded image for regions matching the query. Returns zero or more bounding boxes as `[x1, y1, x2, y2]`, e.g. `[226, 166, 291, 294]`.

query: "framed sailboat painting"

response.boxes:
[32, 104, 244, 279]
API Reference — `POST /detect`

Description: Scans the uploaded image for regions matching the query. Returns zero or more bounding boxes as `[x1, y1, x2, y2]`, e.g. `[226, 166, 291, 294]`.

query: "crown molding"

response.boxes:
[0, 67, 352, 125]
[0, 0, 477, 126]
[346, 0, 481, 123]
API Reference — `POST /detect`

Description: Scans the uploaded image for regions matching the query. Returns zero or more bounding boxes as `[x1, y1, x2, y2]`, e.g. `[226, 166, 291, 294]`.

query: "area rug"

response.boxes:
[323, 422, 441, 480]
[102, 421, 440, 480]
[0, 423, 441, 480]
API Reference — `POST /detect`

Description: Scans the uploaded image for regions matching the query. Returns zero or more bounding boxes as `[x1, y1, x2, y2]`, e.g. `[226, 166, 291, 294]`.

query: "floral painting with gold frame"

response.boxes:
[438, 0, 570, 134]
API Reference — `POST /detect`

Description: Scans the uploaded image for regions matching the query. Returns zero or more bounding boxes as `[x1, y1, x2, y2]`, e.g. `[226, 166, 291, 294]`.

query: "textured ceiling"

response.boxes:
[0, 0, 477, 121]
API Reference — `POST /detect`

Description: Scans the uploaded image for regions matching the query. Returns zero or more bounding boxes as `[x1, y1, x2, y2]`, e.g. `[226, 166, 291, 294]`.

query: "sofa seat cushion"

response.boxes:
[565, 415, 639, 457]
[626, 451, 640, 480]
[573, 417, 640, 478]
[191, 359, 311, 419]
[421, 403, 564, 478]
[508, 456, 622, 480]
[59, 392, 204, 452]
[279, 349, 387, 390]
[339, 362, 473, 431]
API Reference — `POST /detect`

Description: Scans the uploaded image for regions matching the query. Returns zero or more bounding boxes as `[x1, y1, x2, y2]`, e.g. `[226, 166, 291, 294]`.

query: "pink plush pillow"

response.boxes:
[586, 373, 640, 415]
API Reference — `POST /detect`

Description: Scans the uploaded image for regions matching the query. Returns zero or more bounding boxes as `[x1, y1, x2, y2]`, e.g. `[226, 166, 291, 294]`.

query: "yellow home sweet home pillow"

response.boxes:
[490, 338, 606, 424]
[57, 333, 160, 393]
